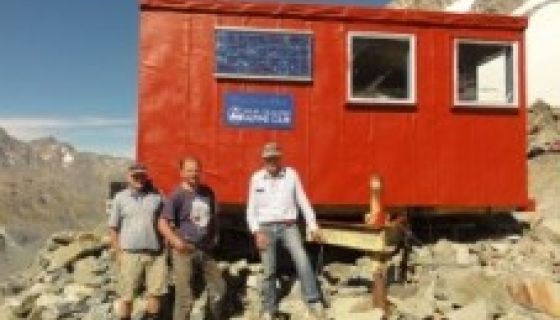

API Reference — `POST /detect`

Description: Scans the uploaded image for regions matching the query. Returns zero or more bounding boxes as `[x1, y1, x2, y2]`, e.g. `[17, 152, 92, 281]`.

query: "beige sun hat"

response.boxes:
[261, 142, 282, 158]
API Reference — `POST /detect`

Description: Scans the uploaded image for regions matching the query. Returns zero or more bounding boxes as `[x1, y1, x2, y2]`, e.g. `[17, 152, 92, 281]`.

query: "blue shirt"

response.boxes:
[108, 188, 163, 251]
[161, 185, 218, 250]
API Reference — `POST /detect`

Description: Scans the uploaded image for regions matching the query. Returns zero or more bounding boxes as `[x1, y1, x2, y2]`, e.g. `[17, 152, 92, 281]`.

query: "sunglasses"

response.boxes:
[130, 172, 147, 178]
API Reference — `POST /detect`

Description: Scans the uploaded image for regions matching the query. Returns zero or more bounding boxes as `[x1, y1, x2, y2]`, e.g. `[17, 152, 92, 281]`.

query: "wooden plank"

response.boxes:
[319, 227, 385, 252]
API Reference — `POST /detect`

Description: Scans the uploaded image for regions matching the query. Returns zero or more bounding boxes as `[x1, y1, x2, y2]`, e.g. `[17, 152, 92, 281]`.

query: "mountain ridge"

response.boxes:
[0, 128, 131, 280]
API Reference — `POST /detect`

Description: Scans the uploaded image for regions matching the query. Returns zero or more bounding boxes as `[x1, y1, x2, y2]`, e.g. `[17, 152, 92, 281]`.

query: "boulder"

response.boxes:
[46, 234, 109, 271]
[431, 240, 458, 265]
[388, 280, 436, 319]
[323, 262, 354, 283]
[283, 280, 301, 301]
[539, 218, 560, 243]
[82, 303, 113, 320]
[336, 285, 370, 297]
[0, 277, 27, 297]
[0, 304, 19, 320]
[48, 231, 77, 246]
[507, 278, 560, 317]
[446, 299, 489, 320]
[190, 290, 209, 320]
[528, 100, 560, 155]
[35, 293, 66, 308]
[454, 244, 477, 266]
[73, 256, 108, 287]
[83, 303, 113, 320]
[245, 274, 259, 289]
[438, 269, 510, 312]
[26, 307, 46, 320]
[3, 283, 48, 317]
[489, 242, 511, 257]
[413, 240, 475, 266]
[63, 284, 95, 302]
[411, 246, 433, 265]
[247, 263, 262, 274]
[352, 257, 374, 282]
[328, 296, 384, 320]
[0, 226, 16, 251]
[278, 299, 308, 319]
[131, 297, 147, 320]
[229, 259, 249, 277]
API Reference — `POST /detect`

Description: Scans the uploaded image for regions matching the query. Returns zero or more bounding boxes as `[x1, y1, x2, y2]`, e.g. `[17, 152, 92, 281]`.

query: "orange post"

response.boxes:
[369, 174, 386, 228]
[369, 175, 388, 312]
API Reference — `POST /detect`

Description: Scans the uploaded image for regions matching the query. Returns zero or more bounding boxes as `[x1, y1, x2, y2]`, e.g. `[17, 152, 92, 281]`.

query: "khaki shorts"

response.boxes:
[118, 251, 168, 301]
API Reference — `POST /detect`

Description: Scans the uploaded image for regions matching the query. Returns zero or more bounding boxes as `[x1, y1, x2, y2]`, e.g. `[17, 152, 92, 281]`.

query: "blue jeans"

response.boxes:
[259, 223, 321, 314]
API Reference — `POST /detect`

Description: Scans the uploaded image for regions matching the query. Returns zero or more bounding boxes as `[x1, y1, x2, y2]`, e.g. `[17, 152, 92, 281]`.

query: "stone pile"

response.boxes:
[224, 257, 382, 320]
[528, 100, 560, 158]
[0, 231, 116, 320]
[0, 230, 381, 320]
[1, 215, 558, 319]
[389, 216, 560, 320]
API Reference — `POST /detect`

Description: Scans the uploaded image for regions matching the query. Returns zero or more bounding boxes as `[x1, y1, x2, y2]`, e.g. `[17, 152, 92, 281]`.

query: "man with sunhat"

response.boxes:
[246, 142, 325, 320]
[109, 163, 167, 320]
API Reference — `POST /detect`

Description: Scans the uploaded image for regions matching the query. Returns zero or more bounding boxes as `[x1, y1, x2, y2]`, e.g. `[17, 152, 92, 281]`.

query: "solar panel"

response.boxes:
[215, 28, 313, 81]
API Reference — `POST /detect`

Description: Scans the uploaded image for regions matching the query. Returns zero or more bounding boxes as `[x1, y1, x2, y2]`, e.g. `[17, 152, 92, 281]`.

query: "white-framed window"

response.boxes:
[454, 39, 518, 107]
[348, 32, 416, 104]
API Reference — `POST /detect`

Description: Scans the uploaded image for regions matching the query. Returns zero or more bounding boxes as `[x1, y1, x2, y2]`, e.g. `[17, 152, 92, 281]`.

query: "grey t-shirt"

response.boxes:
[108, 188, 163, 251]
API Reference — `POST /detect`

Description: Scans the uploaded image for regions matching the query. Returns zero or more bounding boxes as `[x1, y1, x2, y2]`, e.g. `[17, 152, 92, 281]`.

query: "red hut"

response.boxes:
[137, 0, 530, 214]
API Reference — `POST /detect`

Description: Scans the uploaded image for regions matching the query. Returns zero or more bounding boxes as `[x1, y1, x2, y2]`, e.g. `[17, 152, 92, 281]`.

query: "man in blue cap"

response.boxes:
[109, 163, 167, 320]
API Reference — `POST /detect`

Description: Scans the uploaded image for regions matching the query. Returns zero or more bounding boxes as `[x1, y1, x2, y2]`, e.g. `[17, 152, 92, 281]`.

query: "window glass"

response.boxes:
[350, 34, 414, 103]
[456, 41, 516, 105]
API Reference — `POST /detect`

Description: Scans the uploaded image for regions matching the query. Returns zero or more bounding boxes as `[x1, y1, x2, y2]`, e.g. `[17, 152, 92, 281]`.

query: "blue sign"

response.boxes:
[224, 92, 294, 129]
[215, 28, 313, 81]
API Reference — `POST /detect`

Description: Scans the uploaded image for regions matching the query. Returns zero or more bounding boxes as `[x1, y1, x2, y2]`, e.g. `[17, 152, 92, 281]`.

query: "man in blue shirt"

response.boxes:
[109, 163, 166, 320]
[158, 157, 225, 320]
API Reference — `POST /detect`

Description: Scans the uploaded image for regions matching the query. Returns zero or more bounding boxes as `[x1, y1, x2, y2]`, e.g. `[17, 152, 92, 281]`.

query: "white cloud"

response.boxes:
[0, 116, 134, 137]
[0, 116, 135, 158]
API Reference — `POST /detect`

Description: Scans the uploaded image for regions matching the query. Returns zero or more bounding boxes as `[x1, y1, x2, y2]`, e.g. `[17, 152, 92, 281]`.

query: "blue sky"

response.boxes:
[0, 0, 389, 158]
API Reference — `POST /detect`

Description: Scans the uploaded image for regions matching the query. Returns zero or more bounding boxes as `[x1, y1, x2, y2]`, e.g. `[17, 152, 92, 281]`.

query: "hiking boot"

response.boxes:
[305, 302, 327, 320]
[261, 312, 277, 320]
[141, 313, 160, 320]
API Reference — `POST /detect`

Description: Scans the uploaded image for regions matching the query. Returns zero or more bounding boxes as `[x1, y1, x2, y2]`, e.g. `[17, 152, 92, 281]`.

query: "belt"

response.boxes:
[260, 219, 297, 226]
[123, 249, 162, 255]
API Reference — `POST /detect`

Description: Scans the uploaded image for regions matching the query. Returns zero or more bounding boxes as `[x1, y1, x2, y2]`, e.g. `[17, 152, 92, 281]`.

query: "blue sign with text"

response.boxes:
[224, 92, 294, 129]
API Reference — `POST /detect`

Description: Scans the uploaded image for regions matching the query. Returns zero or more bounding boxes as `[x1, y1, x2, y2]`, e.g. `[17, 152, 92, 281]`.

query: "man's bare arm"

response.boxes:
[157, 218, 193, 253]
[109, 227, 122, 260]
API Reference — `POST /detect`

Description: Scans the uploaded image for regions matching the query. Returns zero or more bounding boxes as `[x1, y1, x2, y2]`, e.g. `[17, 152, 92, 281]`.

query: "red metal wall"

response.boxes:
[138, 0, 529, 210]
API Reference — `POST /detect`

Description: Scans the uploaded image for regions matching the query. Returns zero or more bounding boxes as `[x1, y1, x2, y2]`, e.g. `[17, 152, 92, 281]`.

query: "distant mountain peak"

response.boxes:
[0, 126, 127, 168]
[0, 127, 15, 142]
[29, 136, 75, 152]
[30, 136, 58, 144]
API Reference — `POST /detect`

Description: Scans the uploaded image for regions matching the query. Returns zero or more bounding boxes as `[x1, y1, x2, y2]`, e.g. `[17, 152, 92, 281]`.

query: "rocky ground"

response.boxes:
[388, 213, 560, 319]
[0, 227, 381, 320]
[0, 213, 558, 320]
